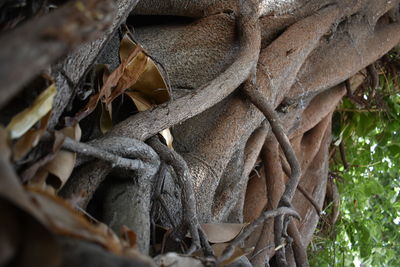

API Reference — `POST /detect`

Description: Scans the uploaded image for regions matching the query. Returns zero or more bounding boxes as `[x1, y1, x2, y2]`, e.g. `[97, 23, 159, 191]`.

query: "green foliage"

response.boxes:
[309, 65, 400, 266]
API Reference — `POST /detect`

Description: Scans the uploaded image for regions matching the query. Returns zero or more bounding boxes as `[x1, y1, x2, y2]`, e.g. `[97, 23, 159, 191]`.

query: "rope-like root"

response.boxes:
[242, 80, 303, 266]
[148, 136, 205, 255]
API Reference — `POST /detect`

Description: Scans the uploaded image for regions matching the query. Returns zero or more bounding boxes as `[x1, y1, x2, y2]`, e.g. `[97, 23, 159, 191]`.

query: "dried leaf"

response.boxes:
[120, 225, 137, 248]
[39, 125, 82, 190]
[13, 111, 52, 161]
[106, 41, 148, 104]
[154, 252, 204, 267]
[100, 102, 113, 133]
[21, 132, 65, 183]
[200, 223, 247, 244]
[26, 187, 125, 254]
[121, 34, 173, 147]
[102, 45, 144, 104]
[120, 33, 170, 105]
[0, 131, 61, 267]
[212, 243, 253, 267]
[7, 83, 56, 139]
[125, 91, 152, 111]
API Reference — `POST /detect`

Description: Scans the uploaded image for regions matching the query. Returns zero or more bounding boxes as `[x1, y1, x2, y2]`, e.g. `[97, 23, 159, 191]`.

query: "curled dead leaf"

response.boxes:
[26, 187, 126, 254]
[121, 34, 173, 147]
[6, 83, 56, 139]
[30, 124, 82, 191]
[0, 132, 61, 267]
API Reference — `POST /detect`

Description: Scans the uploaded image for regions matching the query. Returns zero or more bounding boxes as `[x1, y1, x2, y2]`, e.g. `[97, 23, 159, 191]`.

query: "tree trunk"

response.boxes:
[0, 0, 399, 266]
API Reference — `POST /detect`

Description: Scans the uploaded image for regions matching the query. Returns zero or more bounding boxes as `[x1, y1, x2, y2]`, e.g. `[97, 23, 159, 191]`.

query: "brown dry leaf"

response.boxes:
[6, 83, 56, 139]
[106, 41, 148, 104]
[30, 124, 81, 190]
[38, 125, 82, 190]
[120, 33, 170, 106]
[21, 131, 65, 183]
[212, 243, 254, 267]
[100, 102, 113, 133]
[201, 223, 247, 244]
[12, 111, 52, 161]
[120, 225, 137, 248]
[26, 187, 126, 254]
[0, 128, 61, 267]
[121, 34, 173, 148]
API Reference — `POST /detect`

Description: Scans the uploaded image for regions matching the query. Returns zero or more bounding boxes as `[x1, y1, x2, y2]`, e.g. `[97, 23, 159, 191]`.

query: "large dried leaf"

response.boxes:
[38, 125, 82, 190]
[200, 223, 247, 244]
[0, 128, 61, 267]
[121, 34, 173, 148]
[120, 33, 170, 106]
[6, 83, 56, 139]
[21, 131, 65, 183]
[67, 44, 140, 124]
[212, 243, 253, 267]
[106, 41, 148, 104]
[26, 187, 126, 254]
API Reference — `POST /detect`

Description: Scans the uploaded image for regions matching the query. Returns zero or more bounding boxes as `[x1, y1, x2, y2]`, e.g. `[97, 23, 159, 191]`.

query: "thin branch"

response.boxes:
[62, 136, 144, 171]
[147, 136, 202, 254]
[280, 156, 322, 216]
[242, 80, 302, 267]
[60, 136, 159, 208]
[297, 185, 322, 217]
[243, 82, 301, 208]
[217, 207, 300, 264]
[337, 108, 384, 112]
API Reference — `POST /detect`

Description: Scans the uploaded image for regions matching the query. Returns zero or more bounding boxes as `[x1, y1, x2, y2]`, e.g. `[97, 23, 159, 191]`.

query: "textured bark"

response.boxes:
[0, 0, 116, 109]
[2, 0, 400, 266]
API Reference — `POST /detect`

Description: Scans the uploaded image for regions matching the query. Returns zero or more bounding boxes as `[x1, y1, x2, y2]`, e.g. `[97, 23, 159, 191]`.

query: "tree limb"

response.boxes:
[0, 0, 115, 108]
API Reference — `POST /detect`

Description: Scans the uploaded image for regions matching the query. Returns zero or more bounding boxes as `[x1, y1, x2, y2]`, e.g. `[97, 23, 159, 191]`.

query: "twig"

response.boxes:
[217, 207, 300, 264]
[337, 108, 384, 112]
[60, 136, 160, 209]
[62, 136, 144, 171]
[108, 1, 261, 141]
[297, 186, 322, 216]
[243, 82, 301, 207]
[242, 80, 301, 267]
[280, 157, 322, 216]
[147, 136, 202, 254]
[199, 227, 215, 258]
